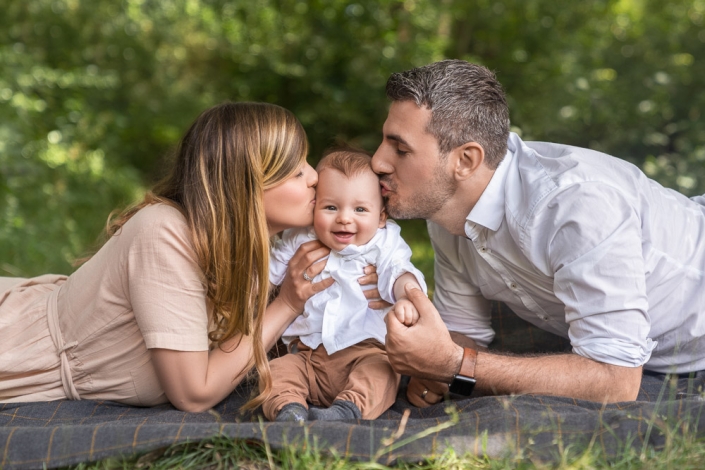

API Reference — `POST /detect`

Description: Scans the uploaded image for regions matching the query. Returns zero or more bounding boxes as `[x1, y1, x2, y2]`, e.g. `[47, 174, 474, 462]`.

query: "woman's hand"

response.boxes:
[359, 265, 393, 310]
[277, 239, 334, 316]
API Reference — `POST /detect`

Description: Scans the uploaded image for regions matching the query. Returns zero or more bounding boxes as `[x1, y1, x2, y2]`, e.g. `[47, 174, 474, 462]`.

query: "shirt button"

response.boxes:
[480, 246, 487, 253]
[510, 283, 517, 289]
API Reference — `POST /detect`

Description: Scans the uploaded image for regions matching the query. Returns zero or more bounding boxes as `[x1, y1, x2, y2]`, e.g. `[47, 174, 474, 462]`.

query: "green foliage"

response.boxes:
[2, 0, 704, 275]
[448, 0, 705, 193]
[1, 0, 450, 275]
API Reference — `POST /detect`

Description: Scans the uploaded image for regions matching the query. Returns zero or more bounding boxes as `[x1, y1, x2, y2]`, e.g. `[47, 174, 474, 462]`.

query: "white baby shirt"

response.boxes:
[269, 220, 427, 354]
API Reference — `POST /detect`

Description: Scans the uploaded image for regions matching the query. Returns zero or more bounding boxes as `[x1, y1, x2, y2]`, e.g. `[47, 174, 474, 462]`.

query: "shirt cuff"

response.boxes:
[572, 337, 657, 367]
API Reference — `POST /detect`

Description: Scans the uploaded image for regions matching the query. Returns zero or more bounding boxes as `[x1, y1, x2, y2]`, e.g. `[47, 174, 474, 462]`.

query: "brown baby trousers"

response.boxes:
[262, 338, 400, 420]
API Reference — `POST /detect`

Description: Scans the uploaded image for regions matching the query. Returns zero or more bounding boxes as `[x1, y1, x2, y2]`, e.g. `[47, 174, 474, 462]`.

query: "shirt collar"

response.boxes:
[465, 136, 516, 233]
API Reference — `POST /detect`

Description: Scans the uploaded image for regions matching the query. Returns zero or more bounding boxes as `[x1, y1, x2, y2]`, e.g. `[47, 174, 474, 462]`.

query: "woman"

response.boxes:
[0, 102, 380, 412]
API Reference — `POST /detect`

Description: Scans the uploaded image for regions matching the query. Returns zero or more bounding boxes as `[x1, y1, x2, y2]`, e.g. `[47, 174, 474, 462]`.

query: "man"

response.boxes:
[373, 59, 705, 407]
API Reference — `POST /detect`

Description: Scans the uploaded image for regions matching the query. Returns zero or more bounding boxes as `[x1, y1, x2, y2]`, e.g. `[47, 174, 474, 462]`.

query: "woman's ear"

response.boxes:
[379, 207, 388, 228]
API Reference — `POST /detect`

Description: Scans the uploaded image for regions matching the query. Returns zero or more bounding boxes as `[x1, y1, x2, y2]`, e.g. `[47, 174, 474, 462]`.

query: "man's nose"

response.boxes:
[371, 145, 391, 175]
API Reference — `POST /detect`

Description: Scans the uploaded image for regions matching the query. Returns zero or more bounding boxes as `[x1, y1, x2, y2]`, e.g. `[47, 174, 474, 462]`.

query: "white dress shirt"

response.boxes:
[431, 132, 705, 373]
[270, 221, 427, 355]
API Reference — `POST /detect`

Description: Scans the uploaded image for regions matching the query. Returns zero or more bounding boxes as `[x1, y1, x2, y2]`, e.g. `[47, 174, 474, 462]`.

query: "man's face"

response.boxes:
[313, 168, 386, 251]
[371, 101, 456, 220]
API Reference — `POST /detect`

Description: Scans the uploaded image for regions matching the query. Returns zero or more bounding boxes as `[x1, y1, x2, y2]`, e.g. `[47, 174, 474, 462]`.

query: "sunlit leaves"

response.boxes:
[1, 0, 704, 276]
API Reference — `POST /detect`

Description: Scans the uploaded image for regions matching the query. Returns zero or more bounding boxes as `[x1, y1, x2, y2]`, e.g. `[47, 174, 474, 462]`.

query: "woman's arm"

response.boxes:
[151, 240, 333, 412]
[150, 296, 298, 412]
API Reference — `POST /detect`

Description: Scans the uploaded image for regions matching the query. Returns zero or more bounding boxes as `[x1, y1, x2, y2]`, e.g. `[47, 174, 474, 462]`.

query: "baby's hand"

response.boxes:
[393, 298, 419, 326]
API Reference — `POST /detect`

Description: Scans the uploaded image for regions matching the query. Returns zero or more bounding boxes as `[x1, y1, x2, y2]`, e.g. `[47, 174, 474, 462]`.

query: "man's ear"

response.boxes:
[454, 142, 485, 181]
[379, 206, 388, 228]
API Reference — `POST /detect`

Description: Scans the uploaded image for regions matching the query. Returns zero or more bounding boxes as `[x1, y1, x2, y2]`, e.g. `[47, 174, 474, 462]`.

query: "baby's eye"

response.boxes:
[355, 207, 367, 213]
[324, 205, 337, 211]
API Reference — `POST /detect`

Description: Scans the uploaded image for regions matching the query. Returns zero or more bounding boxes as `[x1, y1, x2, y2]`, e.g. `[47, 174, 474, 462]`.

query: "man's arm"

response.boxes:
[473, 350, 641, 401]
[387, 285, 642, 405]
[451, 332, 640, 401]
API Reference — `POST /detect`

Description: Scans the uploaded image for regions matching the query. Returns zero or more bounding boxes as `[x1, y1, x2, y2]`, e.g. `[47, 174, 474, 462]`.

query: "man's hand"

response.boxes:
[406, 376, 448, 407]
[384, 284, 463, 382]
[405, 331, 484, 407]
[392, 298, 419, 326]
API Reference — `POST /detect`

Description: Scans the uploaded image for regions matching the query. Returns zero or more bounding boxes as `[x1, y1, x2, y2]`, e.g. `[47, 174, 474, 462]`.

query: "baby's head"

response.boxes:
[313, 148, 387, 250]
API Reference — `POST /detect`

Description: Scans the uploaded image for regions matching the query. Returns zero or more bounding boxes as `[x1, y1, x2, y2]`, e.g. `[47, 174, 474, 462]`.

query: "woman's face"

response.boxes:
[263, 161, 318, 235]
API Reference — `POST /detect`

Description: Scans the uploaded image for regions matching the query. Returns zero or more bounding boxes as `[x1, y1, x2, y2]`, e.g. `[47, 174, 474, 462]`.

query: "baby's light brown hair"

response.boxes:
[316, 147, 374, 178]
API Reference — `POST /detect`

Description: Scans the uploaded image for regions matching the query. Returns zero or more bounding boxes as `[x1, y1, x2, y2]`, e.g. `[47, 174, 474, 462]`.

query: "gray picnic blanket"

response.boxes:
[1, 302, 704, 469]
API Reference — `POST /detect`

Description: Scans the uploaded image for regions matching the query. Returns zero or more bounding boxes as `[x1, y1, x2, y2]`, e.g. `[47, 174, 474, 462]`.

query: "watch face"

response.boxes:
[448, 375, 476, 396]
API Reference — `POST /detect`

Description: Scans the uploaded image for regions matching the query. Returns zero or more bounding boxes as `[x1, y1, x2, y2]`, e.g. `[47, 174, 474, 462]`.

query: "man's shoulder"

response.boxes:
[507, 137, 646, 223]
[518, 138, 642, 189]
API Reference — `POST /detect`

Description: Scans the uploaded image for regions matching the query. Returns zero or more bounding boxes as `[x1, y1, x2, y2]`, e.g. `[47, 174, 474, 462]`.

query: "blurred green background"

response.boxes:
[2, 0, 705, 280]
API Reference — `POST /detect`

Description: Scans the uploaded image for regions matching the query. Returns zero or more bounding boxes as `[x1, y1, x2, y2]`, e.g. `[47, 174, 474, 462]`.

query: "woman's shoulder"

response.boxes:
[118, 203, 193, 249]
[126, 203, 187, 231]
[131, 202, 187, 224]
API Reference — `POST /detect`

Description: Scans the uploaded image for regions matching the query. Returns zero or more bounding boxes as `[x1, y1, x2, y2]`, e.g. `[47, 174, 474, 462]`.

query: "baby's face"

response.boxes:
[313, 168, 386, 251]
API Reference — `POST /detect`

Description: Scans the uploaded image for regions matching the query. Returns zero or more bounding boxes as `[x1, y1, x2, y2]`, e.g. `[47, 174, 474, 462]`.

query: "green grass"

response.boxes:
[69, 427, 705, 470]
[71, 391, 705, 469]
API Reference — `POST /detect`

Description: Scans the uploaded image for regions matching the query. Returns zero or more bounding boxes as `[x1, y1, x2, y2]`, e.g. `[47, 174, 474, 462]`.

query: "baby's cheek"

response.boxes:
[312, 212, 328, 236]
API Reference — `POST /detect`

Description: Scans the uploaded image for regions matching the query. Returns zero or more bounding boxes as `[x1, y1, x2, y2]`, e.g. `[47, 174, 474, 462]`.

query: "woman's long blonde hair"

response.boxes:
[106, 102, 308, 408]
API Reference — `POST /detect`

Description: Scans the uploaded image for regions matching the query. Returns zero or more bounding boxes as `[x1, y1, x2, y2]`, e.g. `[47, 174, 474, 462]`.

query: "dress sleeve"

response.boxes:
[126, 207, 209, 351]
[531, 182, 654, 367]
[428, 221, 494, 347]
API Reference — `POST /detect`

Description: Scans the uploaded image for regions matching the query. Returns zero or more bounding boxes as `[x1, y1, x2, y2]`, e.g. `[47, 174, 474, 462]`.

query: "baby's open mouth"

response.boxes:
[332, 231, 355, 242]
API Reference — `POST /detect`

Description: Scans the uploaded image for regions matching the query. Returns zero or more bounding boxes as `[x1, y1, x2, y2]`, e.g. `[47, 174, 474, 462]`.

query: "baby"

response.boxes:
[263, 148, 427, 422]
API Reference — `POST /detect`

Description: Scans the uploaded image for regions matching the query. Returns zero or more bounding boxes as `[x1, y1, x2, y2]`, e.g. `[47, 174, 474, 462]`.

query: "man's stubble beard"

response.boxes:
[383, 164, 457, 220]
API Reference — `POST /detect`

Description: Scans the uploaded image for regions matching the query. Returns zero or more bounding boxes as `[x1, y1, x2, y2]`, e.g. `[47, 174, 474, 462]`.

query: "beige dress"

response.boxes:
[0, 204, 210, 406]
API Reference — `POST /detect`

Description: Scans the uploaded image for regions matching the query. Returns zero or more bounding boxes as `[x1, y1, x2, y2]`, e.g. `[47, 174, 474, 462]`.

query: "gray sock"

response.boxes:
[308, 400, 362, 421]
[275, 402, 308, 423]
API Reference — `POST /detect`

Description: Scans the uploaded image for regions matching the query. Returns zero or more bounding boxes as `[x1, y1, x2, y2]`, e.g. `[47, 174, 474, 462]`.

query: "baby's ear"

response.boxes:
[379, 206, 388, 228]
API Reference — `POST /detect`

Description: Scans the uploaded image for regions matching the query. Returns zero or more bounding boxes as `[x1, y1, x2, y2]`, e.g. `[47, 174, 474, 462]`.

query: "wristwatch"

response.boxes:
[448, 347, 477, 396]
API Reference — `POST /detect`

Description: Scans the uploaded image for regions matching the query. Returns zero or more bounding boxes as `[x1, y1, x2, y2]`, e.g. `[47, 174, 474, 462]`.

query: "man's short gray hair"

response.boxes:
[386, 60, 510, 170]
